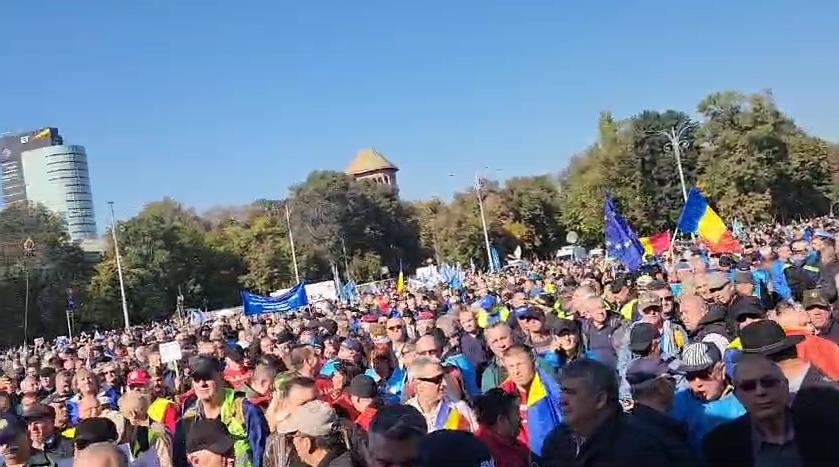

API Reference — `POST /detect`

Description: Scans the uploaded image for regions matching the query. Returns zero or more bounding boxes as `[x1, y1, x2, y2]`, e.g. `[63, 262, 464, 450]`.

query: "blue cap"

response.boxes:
[814, 229, 835, 240]
[479, 295, 496, 311]
[0, 413, 24, 445]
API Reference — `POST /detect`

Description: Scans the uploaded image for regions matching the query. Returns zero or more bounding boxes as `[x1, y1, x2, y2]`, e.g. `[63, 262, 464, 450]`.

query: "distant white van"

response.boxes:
[556, 245, 588, 261]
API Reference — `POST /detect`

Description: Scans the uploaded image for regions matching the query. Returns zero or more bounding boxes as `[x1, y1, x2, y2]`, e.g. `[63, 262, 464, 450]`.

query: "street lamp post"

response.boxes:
[21, 237, 35, 346]
[474, 173, 494, 273]
[108, 201, 131, 330]
[658, 121, 695, 202]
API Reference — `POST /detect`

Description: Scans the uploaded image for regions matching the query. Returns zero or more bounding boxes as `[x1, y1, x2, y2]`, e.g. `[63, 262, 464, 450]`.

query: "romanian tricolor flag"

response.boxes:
[639, 231, 671, 256]
[500, 369, 562, 456]
[677, 188, 741, 253]
[435, 398, 473, 431]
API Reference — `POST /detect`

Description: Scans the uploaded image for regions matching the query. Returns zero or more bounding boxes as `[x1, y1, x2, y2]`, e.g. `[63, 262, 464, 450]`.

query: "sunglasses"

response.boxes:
[685, 369, 714, 381]
[737, 376, 782, 392]
[640, 307, 661, 315]
[708, 285, 727, 294]
[418, 374, 445, 385]
[387, 325, 404, 331]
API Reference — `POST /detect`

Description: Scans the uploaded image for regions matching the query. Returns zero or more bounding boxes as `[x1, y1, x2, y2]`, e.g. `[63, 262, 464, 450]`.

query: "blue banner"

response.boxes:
[241, 283, 308, 316]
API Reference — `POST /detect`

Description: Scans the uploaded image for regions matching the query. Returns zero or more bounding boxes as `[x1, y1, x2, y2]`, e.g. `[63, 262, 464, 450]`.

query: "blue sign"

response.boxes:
[241, 283, 309, 316]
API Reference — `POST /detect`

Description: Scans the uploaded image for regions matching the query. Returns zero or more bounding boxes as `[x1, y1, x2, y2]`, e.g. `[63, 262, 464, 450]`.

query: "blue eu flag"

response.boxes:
[604, 195, 644, 271]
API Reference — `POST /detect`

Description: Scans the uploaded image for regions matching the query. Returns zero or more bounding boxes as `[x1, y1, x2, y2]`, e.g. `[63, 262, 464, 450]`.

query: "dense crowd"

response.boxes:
[4, 219, 839, 467]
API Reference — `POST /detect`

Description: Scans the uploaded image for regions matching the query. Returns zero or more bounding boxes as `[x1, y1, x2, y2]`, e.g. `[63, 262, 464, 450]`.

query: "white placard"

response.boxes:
[33, 337, 45, 347]
[159, 341, 182, 364]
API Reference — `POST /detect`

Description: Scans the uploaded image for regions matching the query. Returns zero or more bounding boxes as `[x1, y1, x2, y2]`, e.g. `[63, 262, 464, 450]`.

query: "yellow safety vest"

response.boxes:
[184, 389, 251, 467]
[478, 305, 510, 328]
[619, 299, 637, 321]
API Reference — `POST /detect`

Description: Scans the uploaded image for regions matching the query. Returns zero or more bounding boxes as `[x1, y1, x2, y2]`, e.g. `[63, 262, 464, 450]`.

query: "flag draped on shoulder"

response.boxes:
[500, 369, 562, 456]
[604, 195, 645, 271]
[639, 231, 671, 255]
[677, 188, 741, 253]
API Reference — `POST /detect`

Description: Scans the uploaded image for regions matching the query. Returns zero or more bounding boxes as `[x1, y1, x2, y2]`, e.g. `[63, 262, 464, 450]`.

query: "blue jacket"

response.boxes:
[769, 260, 793, 301]
[670, 388, 746, 455]
[365, 366, 406, 404]
[444, 352, 480, 400]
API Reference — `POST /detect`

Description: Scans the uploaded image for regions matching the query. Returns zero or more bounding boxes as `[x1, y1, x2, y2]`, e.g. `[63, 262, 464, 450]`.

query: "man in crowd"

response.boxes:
[671, 342, 746, 453]
[702, 355, 829, 466]
[498, 344, 562, 456]
[475, 388, 532, 467]
[626, 357, 693, 465]
[174, 356, 268, 467]
[274, 401, 353, 467]
[365, 405, 427, 467]
[785, 240, 820, 302]
[348, 375, 379, 431]
[580, 296, 625, 368]
[24, 404, 73, 459]
[802, 289, 839, 345]
[404, 357, 477, 432]
[739, 320, 834, 395]
[542, 359, 669, 467]
[185, 418, 236, 467]
[680, 295, 731, 354]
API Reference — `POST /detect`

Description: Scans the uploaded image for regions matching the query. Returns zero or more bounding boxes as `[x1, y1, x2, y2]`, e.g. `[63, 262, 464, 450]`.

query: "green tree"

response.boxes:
[0, 204, 92, 345]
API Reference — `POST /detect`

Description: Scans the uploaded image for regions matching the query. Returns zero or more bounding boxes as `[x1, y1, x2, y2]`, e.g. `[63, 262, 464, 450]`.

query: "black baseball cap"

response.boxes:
[22, 404, 54, 422]
[628, 323, 660, 353]
[626, 357, 676, 385]
[190, 356, 223, 380]
[186, 419, 234, 456]
[348, 375, 377, 399]
[74, 417, 118, 446]
[552, 318, 579, 335]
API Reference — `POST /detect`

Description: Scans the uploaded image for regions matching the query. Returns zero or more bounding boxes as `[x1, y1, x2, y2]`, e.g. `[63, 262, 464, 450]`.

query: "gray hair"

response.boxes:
[560, 359, 619, 403]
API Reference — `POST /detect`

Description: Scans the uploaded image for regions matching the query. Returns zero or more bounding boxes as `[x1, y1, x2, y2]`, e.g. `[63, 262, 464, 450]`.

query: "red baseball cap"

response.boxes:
[127, 369, 150, 387]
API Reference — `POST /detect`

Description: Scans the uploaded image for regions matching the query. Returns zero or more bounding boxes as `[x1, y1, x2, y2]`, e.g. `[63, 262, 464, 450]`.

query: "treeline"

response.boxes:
[0, 90, 836, 342]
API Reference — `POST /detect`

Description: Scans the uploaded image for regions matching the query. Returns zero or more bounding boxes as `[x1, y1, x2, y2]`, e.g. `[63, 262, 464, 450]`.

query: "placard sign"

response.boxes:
[159, 341, 182, 364]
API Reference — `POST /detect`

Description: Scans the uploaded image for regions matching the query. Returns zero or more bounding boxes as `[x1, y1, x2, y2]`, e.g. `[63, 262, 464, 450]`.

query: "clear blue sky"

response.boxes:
[3, 1, 838, 232]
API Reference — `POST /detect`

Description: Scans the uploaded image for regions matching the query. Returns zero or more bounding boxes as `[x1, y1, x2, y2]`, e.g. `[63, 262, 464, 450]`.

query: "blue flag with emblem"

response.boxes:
[604, 195, 644, 272]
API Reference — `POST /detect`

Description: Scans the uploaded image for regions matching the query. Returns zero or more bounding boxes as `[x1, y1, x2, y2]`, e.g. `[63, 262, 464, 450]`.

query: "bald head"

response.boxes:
[679, 295, 708, 332]
[73, 442, 128, 467]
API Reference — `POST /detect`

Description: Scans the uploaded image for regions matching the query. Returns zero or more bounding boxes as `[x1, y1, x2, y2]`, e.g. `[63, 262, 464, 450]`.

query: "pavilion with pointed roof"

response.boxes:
[345, 147, 399, 192]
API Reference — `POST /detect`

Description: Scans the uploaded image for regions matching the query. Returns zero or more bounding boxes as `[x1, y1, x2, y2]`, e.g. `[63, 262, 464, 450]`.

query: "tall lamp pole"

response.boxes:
[108, 201, 131, 330]
[474, 173, 494, 273]
[658, 121, 695, 202]
[22, 237, 35, 346]
[284, 203, 300, 284]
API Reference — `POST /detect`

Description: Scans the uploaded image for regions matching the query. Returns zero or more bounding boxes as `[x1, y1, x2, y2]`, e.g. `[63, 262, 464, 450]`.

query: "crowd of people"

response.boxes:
[4, 218, 839, 466]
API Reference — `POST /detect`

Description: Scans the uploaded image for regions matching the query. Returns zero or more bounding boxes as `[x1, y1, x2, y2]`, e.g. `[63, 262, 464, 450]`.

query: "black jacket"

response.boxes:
[702, 413, 839, 467]
[785, 265, 820, 303]
[541, 409, 675, 467]
[629, 404, 695, 467]
[693, 305, 731, 342]
[818, 260, 839, 309]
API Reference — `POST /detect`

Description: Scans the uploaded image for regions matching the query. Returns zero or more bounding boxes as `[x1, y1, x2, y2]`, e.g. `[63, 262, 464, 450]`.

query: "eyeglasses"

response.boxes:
[640, 307, 661, 315]
[387, 325, 403, 331]
[708, 285, 727, 294]
[737, 376, 782, 392]
[685, 369, 714, 381]
[418, 374, 445, 385]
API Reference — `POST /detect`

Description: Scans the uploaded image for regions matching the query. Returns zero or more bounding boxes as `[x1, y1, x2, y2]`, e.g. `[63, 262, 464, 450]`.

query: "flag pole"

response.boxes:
[285, 203, 300, 284]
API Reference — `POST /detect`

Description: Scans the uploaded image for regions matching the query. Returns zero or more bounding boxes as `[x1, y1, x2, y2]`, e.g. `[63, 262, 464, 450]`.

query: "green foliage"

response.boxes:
[0, 204, 92, 344]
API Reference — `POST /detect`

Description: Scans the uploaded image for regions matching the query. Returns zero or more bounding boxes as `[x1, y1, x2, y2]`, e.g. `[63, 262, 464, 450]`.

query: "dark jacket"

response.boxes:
[629, 404, 694, 467]
[541, 409, 674, 467]
[702, 413, 839, 467]
[785, 265, 820, 303]
[693, 305, 731, 342]
[818, 260, 839, 310]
